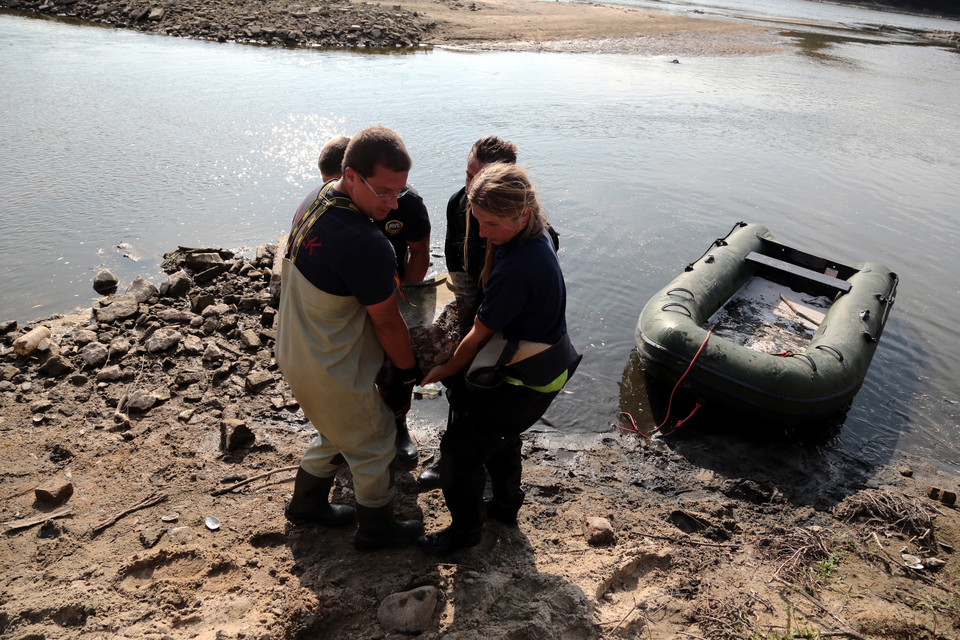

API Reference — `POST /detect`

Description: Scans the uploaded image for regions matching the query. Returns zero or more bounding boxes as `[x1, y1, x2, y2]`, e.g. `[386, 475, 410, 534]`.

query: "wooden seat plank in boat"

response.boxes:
[744, 251, 851, 297]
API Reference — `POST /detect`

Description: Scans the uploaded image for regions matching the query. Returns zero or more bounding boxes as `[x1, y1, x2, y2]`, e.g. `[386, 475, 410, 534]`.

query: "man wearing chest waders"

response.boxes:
[276, 125, 424, 551]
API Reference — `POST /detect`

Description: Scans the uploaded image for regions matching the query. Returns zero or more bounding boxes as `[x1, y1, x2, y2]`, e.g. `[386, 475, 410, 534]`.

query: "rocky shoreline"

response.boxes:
[1, 0, 435, 48]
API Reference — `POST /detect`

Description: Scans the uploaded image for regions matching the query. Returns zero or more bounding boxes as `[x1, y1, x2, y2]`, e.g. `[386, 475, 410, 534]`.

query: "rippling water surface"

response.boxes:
[1, 7, 958, 474]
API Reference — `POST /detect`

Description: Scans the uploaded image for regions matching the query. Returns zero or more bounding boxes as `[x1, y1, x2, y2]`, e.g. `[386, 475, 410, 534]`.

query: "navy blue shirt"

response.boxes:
[477, 229, 567, 345]
[287, 183, 396, 306]
[375, 187, 430, 277]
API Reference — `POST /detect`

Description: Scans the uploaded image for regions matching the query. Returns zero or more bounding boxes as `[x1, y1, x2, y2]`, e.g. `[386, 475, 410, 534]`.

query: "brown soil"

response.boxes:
[2, 243, 960, 640]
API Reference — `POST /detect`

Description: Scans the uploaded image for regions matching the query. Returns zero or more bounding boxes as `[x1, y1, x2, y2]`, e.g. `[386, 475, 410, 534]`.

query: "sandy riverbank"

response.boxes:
[2, 244, 960, 639]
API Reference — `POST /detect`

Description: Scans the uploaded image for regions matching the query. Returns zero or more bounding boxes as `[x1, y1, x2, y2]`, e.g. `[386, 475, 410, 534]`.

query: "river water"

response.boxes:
[1, 3, 959, 476]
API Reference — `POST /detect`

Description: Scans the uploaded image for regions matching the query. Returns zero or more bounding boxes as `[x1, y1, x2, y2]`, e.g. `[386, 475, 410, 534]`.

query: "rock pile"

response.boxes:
[1, 0, 436, 49]
[1, 244, 287, 447]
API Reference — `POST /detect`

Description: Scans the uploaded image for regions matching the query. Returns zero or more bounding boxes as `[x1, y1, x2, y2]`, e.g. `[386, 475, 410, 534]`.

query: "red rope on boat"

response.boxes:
[614, 331, 713, 438]
[651, 330, 712, 437]
[612, 411, 649, 438]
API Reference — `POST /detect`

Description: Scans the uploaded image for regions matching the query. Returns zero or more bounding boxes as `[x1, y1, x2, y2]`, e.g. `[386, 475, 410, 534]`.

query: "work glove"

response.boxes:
[378, 363, 424, 419]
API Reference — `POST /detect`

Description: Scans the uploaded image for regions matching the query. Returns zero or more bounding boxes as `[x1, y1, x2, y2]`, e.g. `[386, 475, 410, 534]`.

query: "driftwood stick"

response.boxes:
[3, 506, 74, 533]
[92, 492, 167, 533]
[210, 465, 299, 496]
[779, 293, 822, 326]
[635, 530, 741, 549]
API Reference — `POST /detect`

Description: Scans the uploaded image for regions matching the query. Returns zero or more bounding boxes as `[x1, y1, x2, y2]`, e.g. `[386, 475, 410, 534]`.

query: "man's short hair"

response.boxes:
[318, 136, 350, 178]
[471, 135, 518, 165]
[343, 126, 412, 178]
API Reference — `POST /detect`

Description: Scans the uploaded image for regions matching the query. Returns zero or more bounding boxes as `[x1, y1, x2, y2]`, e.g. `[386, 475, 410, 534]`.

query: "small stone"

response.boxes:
[927, 486, 942, 500]
[201, 303, 232, 318]
[940, 490, 957, 506]
[127, 389, 158, 412]
[97, 365, 123, 382]
[35, 476, 74, 505]
[80, 342, 109, 369]
[125, 275, 158, 303]
[202, 342, 223, 364]
[191, 293, 216, 315]
[185, 252, 224, 272]
[583, 516, 615, 546]
[145, 328, 182, 354]
[377, 585, 438, 633]
[245, 370, 273, 393]
[898, 465, 913, 477]
[239, 329, 261, 349]
[159, 269, 194, 298]
[139, 528, 164, 548]
[71, 329, 97, 346]
[94, 295, 140, 324]
[39, 355, 74, 377]
[182, 334, 203, 355]
[108, 337, 132, 360]
[221, 418, 255, 451]
[93, 269, 119, 294]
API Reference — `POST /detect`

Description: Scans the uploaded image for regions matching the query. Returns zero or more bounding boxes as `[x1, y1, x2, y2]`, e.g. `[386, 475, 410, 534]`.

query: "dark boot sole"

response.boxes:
[416, 527, 483, 555]
[284, 502, 356, 527]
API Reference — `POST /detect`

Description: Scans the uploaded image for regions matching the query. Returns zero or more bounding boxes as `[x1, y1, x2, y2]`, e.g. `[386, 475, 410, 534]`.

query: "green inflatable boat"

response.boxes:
[635, 222, 898, 424]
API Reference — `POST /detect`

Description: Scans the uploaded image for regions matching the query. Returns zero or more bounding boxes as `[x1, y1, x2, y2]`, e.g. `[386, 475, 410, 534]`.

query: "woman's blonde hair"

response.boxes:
[466, 163, 547, 287]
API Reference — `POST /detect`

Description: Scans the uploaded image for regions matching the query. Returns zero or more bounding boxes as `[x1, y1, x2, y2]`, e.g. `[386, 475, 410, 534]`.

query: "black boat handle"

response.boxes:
[815, 344, 844, 362]
[661, 303, 692, 317]
[789, 353, 817, 372]
[666, 287, 695, 301]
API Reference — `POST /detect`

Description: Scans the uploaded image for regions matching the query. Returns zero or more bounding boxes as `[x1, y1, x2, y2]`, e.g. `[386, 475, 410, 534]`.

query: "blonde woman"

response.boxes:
[418, 163, 580, 555]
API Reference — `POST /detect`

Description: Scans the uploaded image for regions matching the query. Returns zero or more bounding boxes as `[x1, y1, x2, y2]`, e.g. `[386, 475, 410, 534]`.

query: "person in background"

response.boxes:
[417, 163, 580, 555]
[277, 125, 423, 551]
[317, 135, 431, 467]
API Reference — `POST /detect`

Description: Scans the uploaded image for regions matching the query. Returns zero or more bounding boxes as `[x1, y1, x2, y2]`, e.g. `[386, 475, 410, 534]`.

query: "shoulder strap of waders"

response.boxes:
[286, 181, 358, 265]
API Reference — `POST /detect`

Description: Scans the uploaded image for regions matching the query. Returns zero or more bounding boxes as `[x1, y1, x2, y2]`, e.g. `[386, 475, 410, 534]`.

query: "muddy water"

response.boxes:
[1, 9, 958, 475]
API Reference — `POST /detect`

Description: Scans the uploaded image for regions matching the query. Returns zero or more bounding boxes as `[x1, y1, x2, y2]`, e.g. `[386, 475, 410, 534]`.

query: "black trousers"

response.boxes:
[439, 375, 559, 529]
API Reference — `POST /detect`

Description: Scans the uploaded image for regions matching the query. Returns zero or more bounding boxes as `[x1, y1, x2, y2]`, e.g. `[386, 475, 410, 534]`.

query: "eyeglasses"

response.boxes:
[349, 168, 409, 201]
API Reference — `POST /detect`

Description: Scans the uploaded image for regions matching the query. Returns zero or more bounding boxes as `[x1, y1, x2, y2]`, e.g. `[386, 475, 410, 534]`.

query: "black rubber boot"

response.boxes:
[395, 417, 418, 468]
[417, 525, 483, 555]
[284, 467, 355, 527]
[353, 503, 423, 551]
[417, 451, 485, 555]
[416, 455, 442, 490]
[485, 438, 524, 528]
[483, 498, 521, 528]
